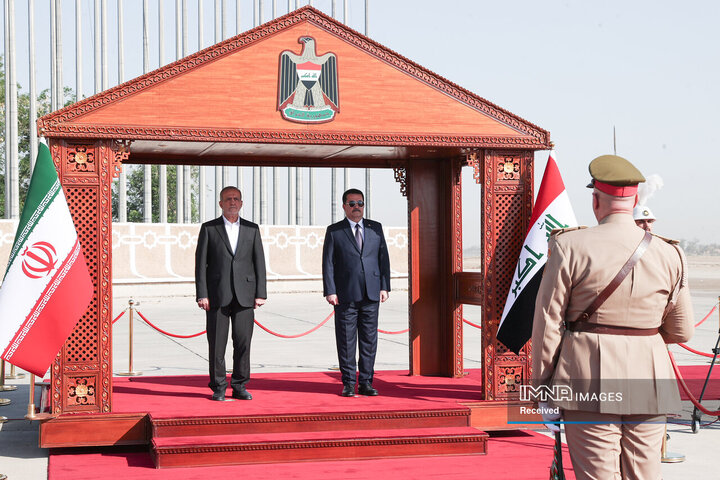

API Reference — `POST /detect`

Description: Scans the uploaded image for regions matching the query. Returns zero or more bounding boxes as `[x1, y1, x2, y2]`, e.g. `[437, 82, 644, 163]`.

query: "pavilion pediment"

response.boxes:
[38, 6, 549, 149]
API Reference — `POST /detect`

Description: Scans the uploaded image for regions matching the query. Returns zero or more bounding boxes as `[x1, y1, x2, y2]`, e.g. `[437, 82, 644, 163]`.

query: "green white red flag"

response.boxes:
[496, 151, 577, 354]
[0, 143, 93, 376]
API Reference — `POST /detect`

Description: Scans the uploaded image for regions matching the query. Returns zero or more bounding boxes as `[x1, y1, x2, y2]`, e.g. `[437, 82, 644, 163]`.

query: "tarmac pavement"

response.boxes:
[1, 272, 719, 479]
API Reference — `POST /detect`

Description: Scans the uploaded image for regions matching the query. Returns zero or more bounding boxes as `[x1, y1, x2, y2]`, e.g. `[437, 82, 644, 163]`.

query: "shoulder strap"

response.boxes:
[576, 230, 653, 322]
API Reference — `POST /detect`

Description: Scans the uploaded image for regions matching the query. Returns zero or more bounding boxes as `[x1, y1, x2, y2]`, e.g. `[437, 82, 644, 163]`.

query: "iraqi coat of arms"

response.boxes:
[278, 36, 339, 123]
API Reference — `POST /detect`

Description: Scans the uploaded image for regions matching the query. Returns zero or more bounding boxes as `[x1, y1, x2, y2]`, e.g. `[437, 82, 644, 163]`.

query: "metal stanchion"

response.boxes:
[0, 360, 17, 394]
[661, 422, 685, 463]
[117, 299, 142, 376]
[4, 363, 25, 380]
[0, 366, 8, 413]
[24, 374, 51, 421]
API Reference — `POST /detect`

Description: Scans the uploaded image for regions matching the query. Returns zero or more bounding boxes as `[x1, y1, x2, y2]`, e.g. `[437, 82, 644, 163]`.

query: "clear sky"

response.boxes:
[4, 1, 718, 243]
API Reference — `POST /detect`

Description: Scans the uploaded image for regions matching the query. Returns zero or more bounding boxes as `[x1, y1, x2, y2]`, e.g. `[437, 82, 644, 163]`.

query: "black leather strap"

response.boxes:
[575, 230, 652, 323]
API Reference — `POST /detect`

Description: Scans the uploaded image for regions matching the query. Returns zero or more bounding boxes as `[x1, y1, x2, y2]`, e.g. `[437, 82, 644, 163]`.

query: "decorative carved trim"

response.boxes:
[37, 6, 550, 147]
[98, 142, 113, 413]
[40, 125, 548, 149]
[496, 365, 523, 395]
[62, 176, 101, 185]
[392, 167, 408, 197]
[152, 408, 469, 427]
[110, 140, 132, 179]
[156, 434, 487, 454]
[65, 145, 97, 174]
[451, 158, 464, 377]
[496, 155, 520, 182]
[467, 152, 482, 184]
[67, 376, 97, 406]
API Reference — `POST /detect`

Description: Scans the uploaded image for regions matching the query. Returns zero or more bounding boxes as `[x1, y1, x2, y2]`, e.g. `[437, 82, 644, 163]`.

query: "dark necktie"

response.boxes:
[355, 224, 363, 250]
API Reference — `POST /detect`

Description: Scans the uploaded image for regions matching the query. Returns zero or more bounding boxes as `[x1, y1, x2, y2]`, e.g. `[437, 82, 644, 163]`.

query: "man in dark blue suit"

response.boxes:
[322, 188, 391, 397]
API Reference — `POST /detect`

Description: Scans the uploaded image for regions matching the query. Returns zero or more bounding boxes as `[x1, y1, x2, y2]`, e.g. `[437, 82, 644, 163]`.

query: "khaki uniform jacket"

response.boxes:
[531, 214, 694, 414]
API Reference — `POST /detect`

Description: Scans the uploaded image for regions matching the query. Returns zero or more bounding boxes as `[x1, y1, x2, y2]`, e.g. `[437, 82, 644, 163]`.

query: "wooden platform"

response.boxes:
[38, 370, 539, 466]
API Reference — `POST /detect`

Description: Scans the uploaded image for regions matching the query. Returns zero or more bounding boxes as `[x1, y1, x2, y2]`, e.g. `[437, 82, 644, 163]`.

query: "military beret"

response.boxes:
[586, 154, 646, 196]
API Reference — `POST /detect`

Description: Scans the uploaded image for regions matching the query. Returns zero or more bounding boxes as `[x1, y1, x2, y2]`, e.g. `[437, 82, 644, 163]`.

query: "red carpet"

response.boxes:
[49, 431, 575, 480]
[677, 365, 720, 401]
[111, 369, 487, 418]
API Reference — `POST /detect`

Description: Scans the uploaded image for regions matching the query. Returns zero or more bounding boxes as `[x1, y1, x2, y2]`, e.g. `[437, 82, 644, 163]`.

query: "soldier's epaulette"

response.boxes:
[550, 226, 587, 237]
[651, 233, 679, 245]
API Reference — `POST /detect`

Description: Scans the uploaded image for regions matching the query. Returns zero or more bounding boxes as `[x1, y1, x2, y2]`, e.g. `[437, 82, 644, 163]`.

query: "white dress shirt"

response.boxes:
[223, 215, 240, 254]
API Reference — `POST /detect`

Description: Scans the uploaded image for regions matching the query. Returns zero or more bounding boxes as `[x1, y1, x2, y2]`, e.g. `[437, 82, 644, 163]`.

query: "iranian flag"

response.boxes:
[496, 152, 577, 354]
[0, 143, 93, 376]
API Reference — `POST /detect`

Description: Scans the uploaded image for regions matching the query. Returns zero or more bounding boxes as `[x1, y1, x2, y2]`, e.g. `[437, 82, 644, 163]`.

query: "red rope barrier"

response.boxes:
[254, 311, 334, 338]
[463, 318, 482, 330]
[134, 308, 408, 339]
[112, 309, 127, 325]
[695, 305, 718, 328]
[378, 327, 409, 334]
[677, 343, 716, 358]
[136, 310, 207, 338]
[668, 350, 720, 416]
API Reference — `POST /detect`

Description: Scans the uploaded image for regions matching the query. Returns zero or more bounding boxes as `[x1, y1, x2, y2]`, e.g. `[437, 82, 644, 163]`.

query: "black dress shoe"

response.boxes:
[211, 391, 228, 401]
[341, 383, 355, 397]
[232, 388, 253, 400]
[358, 383, 378, 396]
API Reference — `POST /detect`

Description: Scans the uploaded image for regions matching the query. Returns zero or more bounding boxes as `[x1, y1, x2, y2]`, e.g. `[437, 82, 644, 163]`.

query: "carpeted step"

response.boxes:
[150, 407, 472, 438]
[151, 426, 488, 468]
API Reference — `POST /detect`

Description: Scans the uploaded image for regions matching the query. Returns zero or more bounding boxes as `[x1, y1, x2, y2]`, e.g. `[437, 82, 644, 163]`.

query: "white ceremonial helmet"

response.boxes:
[634, 174, 663, 222]
[633, 205, 656, 221]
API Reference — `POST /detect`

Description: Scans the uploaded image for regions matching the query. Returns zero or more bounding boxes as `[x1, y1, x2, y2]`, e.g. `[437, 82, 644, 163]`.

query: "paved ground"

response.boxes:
[1, 264, 719, 479]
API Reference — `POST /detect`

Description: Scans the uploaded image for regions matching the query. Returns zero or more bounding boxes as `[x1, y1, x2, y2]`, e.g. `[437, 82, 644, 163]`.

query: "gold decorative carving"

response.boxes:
[67, 145, 96, 173]
[68, 377, 96, 406]
[496, 156, 520, 181]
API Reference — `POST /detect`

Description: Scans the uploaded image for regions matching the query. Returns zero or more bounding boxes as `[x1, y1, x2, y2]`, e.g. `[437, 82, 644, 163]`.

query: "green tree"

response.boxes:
[112, 165, 199, 223]
[1, 52, 76, 215]
[3, 52, 199, 223]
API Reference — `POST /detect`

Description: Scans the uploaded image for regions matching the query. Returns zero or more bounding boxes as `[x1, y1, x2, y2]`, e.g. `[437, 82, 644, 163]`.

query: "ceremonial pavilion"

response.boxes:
[35, 6, 551, 461]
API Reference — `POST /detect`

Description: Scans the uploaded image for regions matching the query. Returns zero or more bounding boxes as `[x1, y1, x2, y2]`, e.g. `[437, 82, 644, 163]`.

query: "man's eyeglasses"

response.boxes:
[345, 201, 365, 207]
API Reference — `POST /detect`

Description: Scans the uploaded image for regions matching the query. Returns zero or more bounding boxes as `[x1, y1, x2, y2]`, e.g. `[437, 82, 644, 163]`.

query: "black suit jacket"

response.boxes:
[322, 218, 391, 303]
[195, 216, 267, 309]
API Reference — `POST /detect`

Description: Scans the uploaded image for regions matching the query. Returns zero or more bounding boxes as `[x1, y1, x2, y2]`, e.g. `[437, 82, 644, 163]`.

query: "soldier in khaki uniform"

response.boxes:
[531, 155, 694, 480]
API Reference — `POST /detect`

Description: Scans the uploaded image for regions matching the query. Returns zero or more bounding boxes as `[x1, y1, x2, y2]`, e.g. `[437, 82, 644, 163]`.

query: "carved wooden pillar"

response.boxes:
[480, 150, 534, 400]
[407, 158, 463, 377]
[49, 138, 125, 414]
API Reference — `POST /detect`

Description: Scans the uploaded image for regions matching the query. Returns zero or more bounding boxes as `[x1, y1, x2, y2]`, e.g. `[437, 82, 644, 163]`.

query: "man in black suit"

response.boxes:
[322, 188, 391, 397]
[195, 186, 267, 401]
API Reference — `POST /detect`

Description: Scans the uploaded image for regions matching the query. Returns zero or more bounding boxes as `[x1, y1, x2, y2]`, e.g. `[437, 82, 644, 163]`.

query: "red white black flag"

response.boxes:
[496, 152, 577, 354]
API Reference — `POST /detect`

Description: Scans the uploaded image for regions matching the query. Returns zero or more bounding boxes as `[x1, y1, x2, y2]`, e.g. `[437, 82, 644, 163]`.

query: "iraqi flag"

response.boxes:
[0, 143, 93, 376]
[496, 152, 577, 354]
